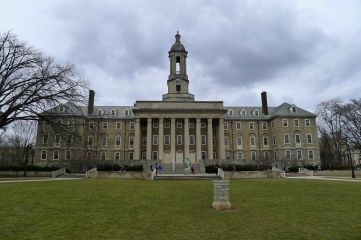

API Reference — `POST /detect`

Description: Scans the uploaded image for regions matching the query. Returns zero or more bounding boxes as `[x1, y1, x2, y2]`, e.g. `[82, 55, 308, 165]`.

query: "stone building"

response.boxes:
[34, 32, 320, 172]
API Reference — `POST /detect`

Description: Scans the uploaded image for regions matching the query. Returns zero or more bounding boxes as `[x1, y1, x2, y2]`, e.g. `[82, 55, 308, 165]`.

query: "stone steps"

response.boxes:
[160, 164, 201, 174]
[154, 174, 221, 180]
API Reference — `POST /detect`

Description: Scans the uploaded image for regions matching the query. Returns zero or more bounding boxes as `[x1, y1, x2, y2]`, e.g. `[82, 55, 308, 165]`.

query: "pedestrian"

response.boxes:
[155, 163, 159, 176]
[159, 163, 163, 175]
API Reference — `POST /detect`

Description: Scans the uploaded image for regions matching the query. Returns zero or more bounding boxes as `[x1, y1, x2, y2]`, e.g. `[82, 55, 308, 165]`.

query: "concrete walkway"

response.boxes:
[0, 178, 84, 184]
[287, 176, 361, 182]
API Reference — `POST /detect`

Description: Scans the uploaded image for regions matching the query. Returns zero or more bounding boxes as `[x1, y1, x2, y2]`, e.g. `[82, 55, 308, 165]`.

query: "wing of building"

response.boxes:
[34, 32, 320, 172]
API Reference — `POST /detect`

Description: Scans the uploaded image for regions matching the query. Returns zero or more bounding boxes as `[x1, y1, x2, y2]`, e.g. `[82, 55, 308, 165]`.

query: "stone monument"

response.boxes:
[212, 180, 231, 210]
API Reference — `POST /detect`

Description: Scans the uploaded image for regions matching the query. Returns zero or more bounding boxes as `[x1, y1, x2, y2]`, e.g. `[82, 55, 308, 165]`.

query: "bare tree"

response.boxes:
[339, 99, 361, 151]
[0, 32, 87, 130]
[316, 99, 346, 165]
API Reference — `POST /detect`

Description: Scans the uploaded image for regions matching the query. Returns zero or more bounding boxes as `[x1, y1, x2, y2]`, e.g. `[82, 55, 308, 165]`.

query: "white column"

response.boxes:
[171, 118, 176, 163]
[196, 118, 202, 162]
[218, 118, 225, 160]
[208, 118, 213, 160]
[158, 118, 164, 161]
[184, 118, 189, 160]
[134, 118, 141, 160]
[146, 118, 152, 160]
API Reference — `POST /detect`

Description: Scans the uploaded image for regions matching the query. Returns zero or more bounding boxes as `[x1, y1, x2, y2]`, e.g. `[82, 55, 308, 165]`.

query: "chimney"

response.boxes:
[261, 91, 268, 115]
[88, 90, 95, 115]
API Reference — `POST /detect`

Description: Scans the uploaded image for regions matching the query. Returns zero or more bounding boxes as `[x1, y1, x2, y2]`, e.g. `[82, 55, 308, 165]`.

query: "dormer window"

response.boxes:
[228, 110, 233, 116]
[176, 79, 181, 92]
[289, 105, 297, 113]
[111, 109, 117, 116]
[125, 109, 129, 116]
[241, 109, 246, 117]
[253, 110, 259, 117]
[59, 105, 65, 112]
[97, 109, 104, 116]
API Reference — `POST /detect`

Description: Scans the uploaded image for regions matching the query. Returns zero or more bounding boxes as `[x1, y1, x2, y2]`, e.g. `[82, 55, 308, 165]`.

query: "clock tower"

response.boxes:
[162, 31, 195, 101]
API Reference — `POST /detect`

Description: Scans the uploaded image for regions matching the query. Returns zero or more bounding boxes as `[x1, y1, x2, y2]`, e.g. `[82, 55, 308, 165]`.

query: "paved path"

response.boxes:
[287, 176, 361, 182]
[0, 178, 83, 184]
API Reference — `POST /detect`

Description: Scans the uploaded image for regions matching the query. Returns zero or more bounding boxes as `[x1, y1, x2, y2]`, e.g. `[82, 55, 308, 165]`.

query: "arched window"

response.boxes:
[228, 109, 233, 116]
[176, 56, 181, 73]
[176, 79, 181, 92]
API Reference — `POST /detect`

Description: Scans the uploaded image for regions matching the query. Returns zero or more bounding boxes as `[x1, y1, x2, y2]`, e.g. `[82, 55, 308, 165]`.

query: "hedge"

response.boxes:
[96, 164, 143, 172]
[0, 165, 59, 172]
[205, 164, 268, 173]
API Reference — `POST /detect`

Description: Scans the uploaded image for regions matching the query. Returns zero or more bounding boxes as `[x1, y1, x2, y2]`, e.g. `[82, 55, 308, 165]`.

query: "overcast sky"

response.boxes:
[1, 0, 361, 112]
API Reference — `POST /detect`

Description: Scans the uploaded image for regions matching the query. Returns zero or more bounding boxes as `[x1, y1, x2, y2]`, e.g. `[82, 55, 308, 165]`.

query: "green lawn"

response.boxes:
[1, 179, 361, 240]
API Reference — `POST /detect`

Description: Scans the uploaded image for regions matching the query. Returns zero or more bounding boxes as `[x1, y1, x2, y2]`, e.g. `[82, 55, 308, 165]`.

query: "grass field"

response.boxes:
[1, 179, 361, 240]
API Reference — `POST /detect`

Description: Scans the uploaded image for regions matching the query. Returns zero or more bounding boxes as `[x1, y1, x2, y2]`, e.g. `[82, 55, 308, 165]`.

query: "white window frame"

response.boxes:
[189, 121, 195, 128]
[237, 151, 243, 160]
[102, 122, 108, 129]
[253, 110, 259, 117]
[177, 135, 182, 145]
[164, 121, 170, 128]
[250, 136, 255, 147]
[224, 136, 229, 146]
[54, 134, 61, 147]
[190, 135, 195, 145]
[101, 136, 107, 148]
[263, 136, 269, 146]
[236, 122, 242, 130]
[307, 134, 313, 144]
[262, 122, 267, 130]
[241, 109, 246, 117]
[282, 119, 288, 127]
[177, 121, 182, 128]
[89, 122, 95, 129]
[53, 150, 59, 160]
[128, 152, 134, 160]
[65, 150, 71, 161]
[116, 122, 122, 129]
[251, 151, 256, 160]
[293, 119, 299, 127]
[249, 122, 254, 130]
[164, 135, 170, 145]
[285, 150, 291, 160]
[114, 152, 120, 161]
[305, 119, 311, 127]
[224, 122, 228, 130]
[201, 151, 207, 160]
[284, 134, 290, 144]
[308, 150, 314, 160]
[297, 150, 303, 160]
[129, 136, 134, 149]
[115, 136, 121, 149]
[236, 136, 242, 146]
[201, 135, 207, 145]
[101, 152, 106, 161]
[295, 134, 301, 145]
[41, 150, 47, 160]
[130, 121, 135, 130]
[153, 135, 158, 145]
[152, 151, 158, 161]
[66, 134, 73, 144]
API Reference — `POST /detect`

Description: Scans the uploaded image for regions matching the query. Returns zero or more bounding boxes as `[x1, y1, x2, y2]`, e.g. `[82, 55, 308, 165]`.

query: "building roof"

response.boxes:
[170, 31, 186, 52]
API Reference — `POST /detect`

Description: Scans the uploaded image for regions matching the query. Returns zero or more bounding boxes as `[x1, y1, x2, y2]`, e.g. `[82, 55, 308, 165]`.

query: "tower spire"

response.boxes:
[175, 31, 181, 42]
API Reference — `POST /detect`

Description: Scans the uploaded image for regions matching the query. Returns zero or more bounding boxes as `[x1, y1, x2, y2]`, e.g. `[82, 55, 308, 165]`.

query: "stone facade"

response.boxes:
[33, 32, 320, 172]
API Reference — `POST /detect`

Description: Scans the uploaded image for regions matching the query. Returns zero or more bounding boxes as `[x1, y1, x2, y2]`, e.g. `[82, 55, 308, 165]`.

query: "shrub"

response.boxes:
[0, 165, 59, 171]
[205, 165, 220, 173]
[123, 165, 143, 172]
[287, 166, 300, 173]
[97, 164, 122, 171]
[205, 164, 267, 173]
[304, 165, 318, 171]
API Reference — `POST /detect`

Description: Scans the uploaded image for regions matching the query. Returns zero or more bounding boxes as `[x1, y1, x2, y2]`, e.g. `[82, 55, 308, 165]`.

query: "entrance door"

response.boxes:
[176, 150, 183, 164]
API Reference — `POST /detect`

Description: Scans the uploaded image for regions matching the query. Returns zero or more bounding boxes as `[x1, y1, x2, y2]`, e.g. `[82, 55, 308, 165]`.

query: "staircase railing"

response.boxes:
[86, 168, 97, 179]
[298, 168, 314, 176]
[52, 168, 66, 178]
[217, 168, 224, 179]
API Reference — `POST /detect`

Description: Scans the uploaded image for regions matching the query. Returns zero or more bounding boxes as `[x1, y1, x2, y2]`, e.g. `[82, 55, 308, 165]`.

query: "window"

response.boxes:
[236, 136, 242, 146]
[142, 137, 147, 145]
[102, 122, 108, 129]
[224, 137, 229, 146]
[153, 135, 158, 145]
[114, 152, 120, 161]
[87, 152, 92, 161]
[253, 110, 259, 117]
[43, 134, 48, 144]
[53, 150, 59, 160]
[116, 122, 122, 129]
[201, 121, 207, 128]
[129, 152, 134, 160]
[273, 137, 276, 145]
[164, 135, 170, 145]
[41, 150, 47, 160]
[284, 134, 290, 144]
[177, 121, 182, 128]
[201, 135, 206, 145]
[101, 136, 107, 147]
[59, 105, 65, 112]
[65, 150, 71, 161]
[249, 122, 254, 130]
[307, 134, 312, 144]
[152, 151, 158, 160]
[228, 110, 233, 116]
[153, 120, 159, 128]
[241, 109, 246, 117]
[66, 134, 73, 144]
[224, 122, 228, 130]
[129, 136, 134, 149]
[308, 150, 314, 159]
[294, 119, 299, 127]
[285, 150, 291, 160]
[130, 121, 135, 130]
[54, 134, 61, 146]
[201, 151, 207, 160]
[264, 151, 270, 160]
[295, 134, 301, 145]
[111, 109, 117, 116]
[88, 136, 93, 147]
[305, 119, 311, 127]
[141, 152, 146, 160]
[125, 109, 130, 116]
[283, 119, 288, 127]
[190, 135, 195, 145]
[250, 136, 255, 147]
[115, 136, 121, 148]
[101, 152, 106, 161]
[176, 79, 181, 92]
[237, 151, 243, 160]
[251, 151, 256, 160]
[236, 122, 242, 130]
[177, 135, 182, 145]
[262, 122, 267, 130]
[297, 150, 302, 160]
[97, 109, 104, 115]
[164, 121, 170, 128]
[89, 122, 94, 129]
[263, 136, 268, 146]
[291, 106, 297, 113]
[189, 121, 195, 128]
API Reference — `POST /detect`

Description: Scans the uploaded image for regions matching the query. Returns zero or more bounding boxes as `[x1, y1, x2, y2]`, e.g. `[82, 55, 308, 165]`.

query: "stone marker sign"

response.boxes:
[212, 180, 231, 210]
